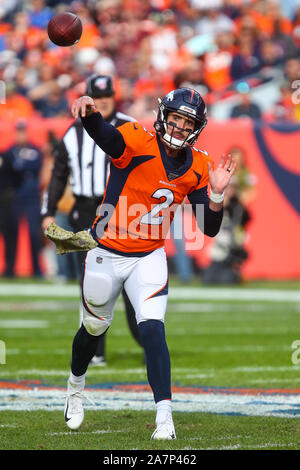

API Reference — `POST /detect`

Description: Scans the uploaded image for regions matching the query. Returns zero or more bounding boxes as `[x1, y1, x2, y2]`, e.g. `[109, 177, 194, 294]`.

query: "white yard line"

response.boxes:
[46, 430, 125, 436]
[0, 301, 79, 311]
[0, 320, 49, 328]
[0, 424, 18, 428]
[247, 377, 300, 384]
[1, 364, 299, 378]
[5, 344, 292, 356]
[208, 442, 297, 450]
[1, 300, 299, 313]
[0, 284, 299, 302]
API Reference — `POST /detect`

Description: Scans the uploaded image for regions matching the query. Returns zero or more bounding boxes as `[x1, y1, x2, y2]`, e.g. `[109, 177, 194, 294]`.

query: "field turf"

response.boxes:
[0, 278, 299, 451]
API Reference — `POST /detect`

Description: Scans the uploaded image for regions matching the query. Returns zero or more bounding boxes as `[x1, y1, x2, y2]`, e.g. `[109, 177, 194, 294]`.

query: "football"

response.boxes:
[47, 12, 82, 47]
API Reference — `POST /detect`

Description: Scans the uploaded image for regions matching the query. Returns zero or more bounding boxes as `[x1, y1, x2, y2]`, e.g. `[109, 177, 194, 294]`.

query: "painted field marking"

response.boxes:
[6, 349, 69, 356]
[0, 383, 299, 418]
[248, 378, 300, 384]
[0, 320, 48, 328]
[0, 424, 18, 428]
[0, 301, 79, 311]
[189, 434, 253, 441]
[47, 430, 125, 436]
[111, 326, 294, 336]
[205, 442, 297, 450]
[167, 303, 300, 313]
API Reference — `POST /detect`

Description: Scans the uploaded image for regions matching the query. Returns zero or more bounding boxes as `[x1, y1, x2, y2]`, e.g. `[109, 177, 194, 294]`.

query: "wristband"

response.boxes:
[210, 190, 224, 203]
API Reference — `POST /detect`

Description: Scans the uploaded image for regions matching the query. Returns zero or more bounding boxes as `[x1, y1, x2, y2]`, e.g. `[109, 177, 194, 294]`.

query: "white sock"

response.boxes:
[68, 371, 85, 391]
[155, 399, 172, 425]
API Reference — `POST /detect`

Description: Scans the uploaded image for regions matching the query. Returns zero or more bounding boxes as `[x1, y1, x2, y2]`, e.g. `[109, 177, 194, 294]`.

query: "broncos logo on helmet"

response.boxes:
[154, 88, 207, 150]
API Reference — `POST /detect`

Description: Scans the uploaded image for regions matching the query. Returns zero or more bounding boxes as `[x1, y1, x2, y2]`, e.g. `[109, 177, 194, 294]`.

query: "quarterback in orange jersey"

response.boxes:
[64, 88, 236, 439]
[91, 120, 215, 254]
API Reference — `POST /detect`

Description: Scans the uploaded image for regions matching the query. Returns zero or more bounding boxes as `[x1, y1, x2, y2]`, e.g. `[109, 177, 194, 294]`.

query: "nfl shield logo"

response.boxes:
[95, 77, 108, 90]
[96, 256, 103, 264]
[167, 172, 178, 181]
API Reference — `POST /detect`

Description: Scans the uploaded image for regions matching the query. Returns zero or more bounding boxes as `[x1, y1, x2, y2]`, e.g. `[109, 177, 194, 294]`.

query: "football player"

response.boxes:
[64, 88, 236, 439]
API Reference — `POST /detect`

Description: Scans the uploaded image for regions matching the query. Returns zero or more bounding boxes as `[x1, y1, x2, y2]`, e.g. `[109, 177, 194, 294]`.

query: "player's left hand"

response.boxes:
[207, 154, 236, 194]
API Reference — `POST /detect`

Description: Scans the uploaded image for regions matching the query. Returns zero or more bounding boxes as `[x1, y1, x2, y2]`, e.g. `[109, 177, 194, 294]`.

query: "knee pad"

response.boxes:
[82, 310, 110, 336]
[83, 271, 112, 308]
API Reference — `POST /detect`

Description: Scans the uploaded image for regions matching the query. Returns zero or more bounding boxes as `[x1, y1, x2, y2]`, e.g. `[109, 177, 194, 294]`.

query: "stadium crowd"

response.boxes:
[0, 0, 300, 122]
[1, 0, 300, 279]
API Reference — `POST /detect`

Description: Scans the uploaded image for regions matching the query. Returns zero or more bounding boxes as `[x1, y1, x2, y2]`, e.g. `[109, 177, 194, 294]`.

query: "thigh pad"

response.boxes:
[83, 271, 112, 308]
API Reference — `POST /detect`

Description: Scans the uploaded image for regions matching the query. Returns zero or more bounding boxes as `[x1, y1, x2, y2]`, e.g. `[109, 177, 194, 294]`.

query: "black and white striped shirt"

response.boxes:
[41, 110, 136, 217]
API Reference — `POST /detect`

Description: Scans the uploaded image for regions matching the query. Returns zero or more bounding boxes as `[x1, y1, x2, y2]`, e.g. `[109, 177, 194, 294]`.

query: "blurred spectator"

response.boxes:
[270, 83, 300, 121]
[292, 7, 300, 47]
[194, 6, 236, 36]
[259, 38, 283, 68]
[253, 0, 293, 37]
[174, 57, 210, 98]
[129, 65, 174, 119]
[72, 1, 102, 49]
[0, 147, 20, 277]
[230, 35, 261, 81]
[138, 10, 179, 72]
[230, 81, 262, 119]
[203, 31, 235, 91]
[202, 143, 256, 284]
[14, 65, 33, 96]
[5, 120, 43, 277]
[283, 57, 300, 86]
[27, 0, 52, 29]
[39, 131, 77, 281]
[32, 84, 69, 117]
[0, 82, 34, 121]
[227, 146, 257, 205]
[271, 7, 299, 60]
[202, 179, 250, 284]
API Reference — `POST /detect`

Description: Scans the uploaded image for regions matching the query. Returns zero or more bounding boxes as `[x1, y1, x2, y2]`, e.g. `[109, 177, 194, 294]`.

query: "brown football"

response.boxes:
[47, 12, 82, 47]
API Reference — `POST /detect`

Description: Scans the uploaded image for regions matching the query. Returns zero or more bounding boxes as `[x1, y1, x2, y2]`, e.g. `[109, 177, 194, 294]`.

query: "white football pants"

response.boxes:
[81, 246, 168, 336]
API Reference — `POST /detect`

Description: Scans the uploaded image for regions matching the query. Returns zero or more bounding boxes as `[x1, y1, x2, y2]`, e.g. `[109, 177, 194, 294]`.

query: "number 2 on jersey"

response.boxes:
[140, 188, 174, 225]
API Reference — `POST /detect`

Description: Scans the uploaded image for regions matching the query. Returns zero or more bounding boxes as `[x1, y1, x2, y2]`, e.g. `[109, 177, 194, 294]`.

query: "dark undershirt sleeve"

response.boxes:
[80, 112, 125, 158]
[188, 186, 223, 237]
[41, 140, 69, 218]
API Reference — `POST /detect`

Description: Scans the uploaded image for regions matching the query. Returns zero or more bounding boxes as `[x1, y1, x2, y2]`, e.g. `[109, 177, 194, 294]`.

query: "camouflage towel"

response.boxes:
[44, 222, 98, 254]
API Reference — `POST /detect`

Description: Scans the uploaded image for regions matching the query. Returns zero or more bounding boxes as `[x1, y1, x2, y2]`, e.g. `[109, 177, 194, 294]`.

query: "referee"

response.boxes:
[41, 74, 143, 366]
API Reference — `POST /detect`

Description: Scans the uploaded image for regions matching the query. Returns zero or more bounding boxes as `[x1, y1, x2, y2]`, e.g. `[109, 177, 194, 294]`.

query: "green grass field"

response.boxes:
[0, 278, 300, 450]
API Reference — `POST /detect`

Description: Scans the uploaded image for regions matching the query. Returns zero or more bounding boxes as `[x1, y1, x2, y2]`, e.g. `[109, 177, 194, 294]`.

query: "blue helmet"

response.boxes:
[154, 88, 207, 149]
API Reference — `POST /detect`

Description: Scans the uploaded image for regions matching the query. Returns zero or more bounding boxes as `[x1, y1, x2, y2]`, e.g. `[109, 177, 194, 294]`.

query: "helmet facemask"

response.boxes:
[155, 96, 207, 150]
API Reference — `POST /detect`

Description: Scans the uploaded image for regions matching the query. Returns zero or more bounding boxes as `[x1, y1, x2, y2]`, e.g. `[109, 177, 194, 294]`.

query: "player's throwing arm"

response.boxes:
[71, 96, 98, 119]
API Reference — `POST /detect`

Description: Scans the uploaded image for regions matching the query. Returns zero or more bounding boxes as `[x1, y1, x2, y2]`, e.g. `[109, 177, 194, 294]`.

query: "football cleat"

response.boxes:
[64, 389, 85, 430]
[89, 355, 107, 367]
[151, 415, 176, 440]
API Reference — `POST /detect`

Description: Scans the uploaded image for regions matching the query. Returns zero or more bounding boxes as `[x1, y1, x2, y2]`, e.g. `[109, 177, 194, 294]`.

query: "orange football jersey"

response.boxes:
[91, 122, 213, 255]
